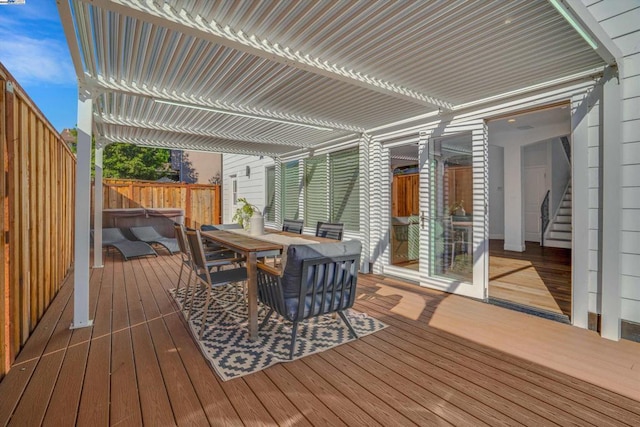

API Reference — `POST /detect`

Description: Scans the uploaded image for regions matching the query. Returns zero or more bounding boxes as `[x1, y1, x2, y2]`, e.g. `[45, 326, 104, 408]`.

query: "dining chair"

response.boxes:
[257, 240, 362, 359]
[315, 222, 344, 240]
[282, 219, 304, 234]
[185, 229, 248, 338]
[174, 223, 238, 301]
[442, 216, 466, 269]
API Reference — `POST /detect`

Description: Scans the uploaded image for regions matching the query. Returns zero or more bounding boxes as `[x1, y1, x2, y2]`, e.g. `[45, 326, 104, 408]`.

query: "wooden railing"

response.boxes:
[92, 179, 221, 229]
[1, 63, 76, 378]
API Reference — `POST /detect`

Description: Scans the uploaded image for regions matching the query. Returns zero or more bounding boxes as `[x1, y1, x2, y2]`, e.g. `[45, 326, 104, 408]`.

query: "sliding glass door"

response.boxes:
[427, 135, 473, 281]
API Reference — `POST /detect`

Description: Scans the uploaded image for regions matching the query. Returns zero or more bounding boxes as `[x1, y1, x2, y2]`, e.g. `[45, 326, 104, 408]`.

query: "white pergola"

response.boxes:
[57, 1, 622, 332]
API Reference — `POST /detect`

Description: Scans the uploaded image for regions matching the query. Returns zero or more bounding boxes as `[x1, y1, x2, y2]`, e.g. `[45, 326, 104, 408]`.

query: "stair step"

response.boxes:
[548, 231, 571, 240]
[561, 201, 571, 208]
[552, 223, 572, 231]
[544, 239, 572, 249]
[558, 208, 572, 216]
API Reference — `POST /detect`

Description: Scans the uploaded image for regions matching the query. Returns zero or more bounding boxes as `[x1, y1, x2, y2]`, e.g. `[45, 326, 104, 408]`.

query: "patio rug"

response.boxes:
[170, 285, 387, 381]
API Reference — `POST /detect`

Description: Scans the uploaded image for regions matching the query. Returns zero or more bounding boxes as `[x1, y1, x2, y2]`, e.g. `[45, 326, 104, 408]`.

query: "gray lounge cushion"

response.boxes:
[130, 226, 180, 254]
[97, 228, 158, 261]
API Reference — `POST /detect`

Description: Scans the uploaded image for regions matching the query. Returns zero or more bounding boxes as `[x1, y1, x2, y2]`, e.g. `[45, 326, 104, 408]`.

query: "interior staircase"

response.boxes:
[544, 183, 572, 248]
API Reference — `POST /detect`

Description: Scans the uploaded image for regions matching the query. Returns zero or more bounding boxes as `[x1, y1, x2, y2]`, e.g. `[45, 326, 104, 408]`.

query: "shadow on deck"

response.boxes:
[0, 253, 638, 425]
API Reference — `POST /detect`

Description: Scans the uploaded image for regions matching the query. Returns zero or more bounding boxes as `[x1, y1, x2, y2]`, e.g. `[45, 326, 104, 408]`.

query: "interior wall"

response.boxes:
[550, 138, 571, 218]
[488, 146, 504, 238]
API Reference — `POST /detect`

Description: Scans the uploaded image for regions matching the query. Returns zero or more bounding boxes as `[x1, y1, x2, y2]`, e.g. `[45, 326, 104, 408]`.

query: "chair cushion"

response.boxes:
[283, 289, 353, 321]
[281, 240, 361, 296]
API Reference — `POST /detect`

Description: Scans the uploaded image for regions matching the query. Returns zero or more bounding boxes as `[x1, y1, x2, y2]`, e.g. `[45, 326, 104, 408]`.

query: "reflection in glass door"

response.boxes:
[428, 135, 473, 282]
[389, 144, 420, 271]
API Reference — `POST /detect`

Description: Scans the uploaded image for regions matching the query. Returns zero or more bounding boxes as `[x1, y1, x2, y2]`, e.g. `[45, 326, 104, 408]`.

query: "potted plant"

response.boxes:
[233, 198, 263, 232]
[449, 200, 466, 217]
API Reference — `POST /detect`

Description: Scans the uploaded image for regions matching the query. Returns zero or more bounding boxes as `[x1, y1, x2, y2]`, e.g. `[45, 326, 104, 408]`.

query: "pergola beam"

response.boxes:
[87, 78, 365, 133]
[94, 116, 325, 148]
[562, 0, 624, 68]
[90, 0, 454, 110]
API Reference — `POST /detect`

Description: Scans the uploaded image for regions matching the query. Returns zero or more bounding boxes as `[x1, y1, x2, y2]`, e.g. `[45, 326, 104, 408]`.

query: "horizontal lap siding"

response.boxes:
[585, 0, 640, 323]
[0, 63, 76, 379]
[222, 155, 275, 223]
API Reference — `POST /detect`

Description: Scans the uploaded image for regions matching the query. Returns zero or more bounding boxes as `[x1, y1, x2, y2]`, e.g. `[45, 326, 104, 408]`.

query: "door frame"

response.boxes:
[375, 120, 489, 301]
[419, 124, 488, 300]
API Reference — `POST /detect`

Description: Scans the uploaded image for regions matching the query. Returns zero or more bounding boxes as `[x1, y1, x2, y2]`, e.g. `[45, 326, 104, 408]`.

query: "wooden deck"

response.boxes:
[1, 253, 639, 426]
[489, 240, 572, 317]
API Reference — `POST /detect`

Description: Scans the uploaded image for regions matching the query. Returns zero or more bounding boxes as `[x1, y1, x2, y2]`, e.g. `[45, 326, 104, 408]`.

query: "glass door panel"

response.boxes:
[428, 135, 473, 282]
[389, 144, 420, 271]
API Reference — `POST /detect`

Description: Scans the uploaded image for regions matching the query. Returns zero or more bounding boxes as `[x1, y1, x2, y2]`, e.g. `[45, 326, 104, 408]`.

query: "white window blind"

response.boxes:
[264, 166, 276, 222]
[304, 155, 329, 228]
[330, 148, 359, 231]
[282, 161, 300, 220]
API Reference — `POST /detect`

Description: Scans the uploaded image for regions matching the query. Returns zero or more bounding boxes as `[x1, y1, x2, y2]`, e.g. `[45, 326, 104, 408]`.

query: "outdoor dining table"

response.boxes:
[200, 229, 337, 341]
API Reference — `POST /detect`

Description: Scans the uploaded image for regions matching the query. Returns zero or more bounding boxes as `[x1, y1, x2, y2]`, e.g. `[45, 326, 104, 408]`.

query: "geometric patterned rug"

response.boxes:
[170, 285, 387, 381]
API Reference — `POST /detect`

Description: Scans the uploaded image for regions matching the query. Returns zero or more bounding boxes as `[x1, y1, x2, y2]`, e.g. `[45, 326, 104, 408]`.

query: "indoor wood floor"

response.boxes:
[489, 240, 572, 317]
[1, 253, 638, 426]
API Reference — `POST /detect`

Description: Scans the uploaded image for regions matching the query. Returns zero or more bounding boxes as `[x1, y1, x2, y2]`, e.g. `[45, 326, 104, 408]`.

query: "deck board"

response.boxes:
[1, 253, 638, 426]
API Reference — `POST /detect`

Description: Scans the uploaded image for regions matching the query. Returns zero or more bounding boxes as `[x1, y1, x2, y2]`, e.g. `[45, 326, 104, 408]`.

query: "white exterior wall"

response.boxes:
[222, 154, 275, 225]
[219, 2, 639, 330]
[585, 0, 640, 323]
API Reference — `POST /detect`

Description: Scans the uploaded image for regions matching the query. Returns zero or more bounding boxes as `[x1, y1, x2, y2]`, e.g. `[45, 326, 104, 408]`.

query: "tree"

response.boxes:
[103, 143, 171, 180]
[68, 129, 171, 180]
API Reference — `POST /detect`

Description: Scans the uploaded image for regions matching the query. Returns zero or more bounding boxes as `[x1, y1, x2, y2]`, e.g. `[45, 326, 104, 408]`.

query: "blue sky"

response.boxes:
[0, 1, 77, 132]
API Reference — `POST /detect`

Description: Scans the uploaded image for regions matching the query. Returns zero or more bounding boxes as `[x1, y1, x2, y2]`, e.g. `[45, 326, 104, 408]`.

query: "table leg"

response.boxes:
[247, 251, 258, 341]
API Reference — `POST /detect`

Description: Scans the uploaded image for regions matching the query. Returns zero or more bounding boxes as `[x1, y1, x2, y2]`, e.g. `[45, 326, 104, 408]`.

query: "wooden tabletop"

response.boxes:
[200, 230, 283, 253]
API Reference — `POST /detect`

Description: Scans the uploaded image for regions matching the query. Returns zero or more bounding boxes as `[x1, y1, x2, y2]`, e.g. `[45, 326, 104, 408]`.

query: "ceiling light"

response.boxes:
[153, 99, 333, 131]
[549, 0, 598, 49]
[508, 118, 516, 123]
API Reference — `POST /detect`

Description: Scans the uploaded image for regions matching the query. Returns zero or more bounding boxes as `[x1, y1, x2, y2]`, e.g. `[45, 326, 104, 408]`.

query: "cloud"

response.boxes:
[0, 33, 76, 86]
[0, 15, 76, 86]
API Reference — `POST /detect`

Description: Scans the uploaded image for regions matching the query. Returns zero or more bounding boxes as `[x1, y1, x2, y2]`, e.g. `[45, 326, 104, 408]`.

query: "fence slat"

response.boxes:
[91, 179, 220, 230]
[0, 64, 76, 379]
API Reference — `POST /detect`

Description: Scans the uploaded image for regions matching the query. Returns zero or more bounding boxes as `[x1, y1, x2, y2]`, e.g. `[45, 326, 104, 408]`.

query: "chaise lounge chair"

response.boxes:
[130, 226, 180, 254]
[97, 228, 158, 261]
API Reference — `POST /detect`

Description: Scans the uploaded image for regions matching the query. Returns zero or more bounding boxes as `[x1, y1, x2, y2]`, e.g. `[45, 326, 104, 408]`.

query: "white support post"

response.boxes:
[571, 94, 590, 329]
[274, 157, 282, 227]
[600, 66, 621, 340]
[93, 141, 104, 268]
[71, 89, 94, 329]
[503, 144, 525, 252]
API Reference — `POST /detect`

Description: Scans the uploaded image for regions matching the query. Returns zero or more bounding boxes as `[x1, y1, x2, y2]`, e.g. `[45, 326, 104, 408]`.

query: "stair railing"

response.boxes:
[541, 190, 550, 247]
[561, 136, 571, 163]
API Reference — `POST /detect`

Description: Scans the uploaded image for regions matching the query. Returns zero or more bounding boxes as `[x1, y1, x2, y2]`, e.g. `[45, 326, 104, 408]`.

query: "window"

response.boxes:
[295, 148, 360, 232]
[264, 166, 276, 222]
[232, 178, 238, 205]
[330, 148, 359, 231]
[282, 161, 300, 220]
[304, 155, 328, 227]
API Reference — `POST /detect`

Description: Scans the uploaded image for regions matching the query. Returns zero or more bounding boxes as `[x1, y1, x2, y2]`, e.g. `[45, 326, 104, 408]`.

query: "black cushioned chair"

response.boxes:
[315, 222, 344, 240]
[282, 219, 304, 234]
[257, 240, 361, 359]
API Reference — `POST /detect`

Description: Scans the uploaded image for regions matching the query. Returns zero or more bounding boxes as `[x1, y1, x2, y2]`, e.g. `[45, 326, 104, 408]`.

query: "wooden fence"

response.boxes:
[92, 179, 221, 229]
[1, 63, 76, 378]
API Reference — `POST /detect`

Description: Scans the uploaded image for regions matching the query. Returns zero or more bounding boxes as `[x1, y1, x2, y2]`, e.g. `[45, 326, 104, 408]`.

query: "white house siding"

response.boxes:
[222, 138, 367, 246]
[585, 0, 640, 323]
[221, 154, 275, 225]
